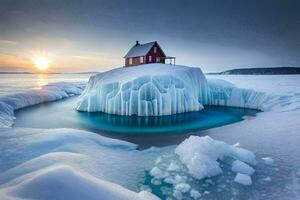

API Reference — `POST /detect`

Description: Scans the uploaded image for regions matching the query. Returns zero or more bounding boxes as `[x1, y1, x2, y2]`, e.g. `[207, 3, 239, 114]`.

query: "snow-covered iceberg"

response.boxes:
[76, 64, 285, 116]
[76, 64, 209, 116]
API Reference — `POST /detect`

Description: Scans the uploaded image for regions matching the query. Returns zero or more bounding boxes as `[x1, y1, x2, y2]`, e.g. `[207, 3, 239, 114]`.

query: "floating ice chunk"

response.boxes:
[173, 189, 183, 200]
[163, 174, 185, 185]
[234, 173, 252, 186]
[190, 189, 201, 199]
[204, 190, 210, 195]
[167, 162, 180, 172]
[174, 175, 185, 184]
[263, 177, 272, 182]
[155, 157, 162, 164]
[175, 183, 191, 193]
[262, 157, 275, 165]
[151, 178, 162, 185]
[231, 160, 255, 175]
[164, 176, 176, 184]
[150, 167, 164, 179]
[205, 178, 213, 185]
[230, 147, 257, 166]
[175, 135, 256, 180]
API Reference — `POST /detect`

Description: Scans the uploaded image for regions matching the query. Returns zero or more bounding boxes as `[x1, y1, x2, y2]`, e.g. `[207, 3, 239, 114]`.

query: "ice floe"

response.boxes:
[231, 160, 255, 175]
[234, 173, 252, 186]
[262, 157, 275, 165]
[175, 135, 256, 179]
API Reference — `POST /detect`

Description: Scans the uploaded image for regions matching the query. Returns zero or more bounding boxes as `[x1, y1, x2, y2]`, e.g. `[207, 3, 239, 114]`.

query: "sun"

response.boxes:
[33, 56, 50, 71]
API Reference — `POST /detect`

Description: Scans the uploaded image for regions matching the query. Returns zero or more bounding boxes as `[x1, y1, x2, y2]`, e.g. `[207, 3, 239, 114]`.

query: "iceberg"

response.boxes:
[76, 64, 285, 116]
[76, 64, 209, 116]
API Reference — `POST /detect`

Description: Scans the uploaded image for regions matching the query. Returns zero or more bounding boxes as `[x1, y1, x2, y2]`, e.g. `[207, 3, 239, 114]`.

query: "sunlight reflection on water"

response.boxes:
[0, 73, 90, 95]
[33, 74, 49, 89]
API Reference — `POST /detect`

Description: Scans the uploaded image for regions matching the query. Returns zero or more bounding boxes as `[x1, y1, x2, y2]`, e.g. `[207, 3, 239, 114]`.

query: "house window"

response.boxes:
[154, 47, 157, 54]
[129, 58, 132, 65]
[140, 56, 143, 63]
[156, 57, 160, 63]
[149, 56, 152, 62]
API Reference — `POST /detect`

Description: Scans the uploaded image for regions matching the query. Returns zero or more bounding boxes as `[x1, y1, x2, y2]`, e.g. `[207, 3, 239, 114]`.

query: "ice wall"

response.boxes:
[76, 64, 209, 116]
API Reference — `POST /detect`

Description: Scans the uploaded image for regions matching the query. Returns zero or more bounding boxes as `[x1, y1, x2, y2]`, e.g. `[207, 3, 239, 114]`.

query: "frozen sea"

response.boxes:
[0, 73, 300, 200]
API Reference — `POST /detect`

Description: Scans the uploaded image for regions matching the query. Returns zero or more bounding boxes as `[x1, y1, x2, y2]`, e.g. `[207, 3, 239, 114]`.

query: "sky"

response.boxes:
[0, 0, 299, 73]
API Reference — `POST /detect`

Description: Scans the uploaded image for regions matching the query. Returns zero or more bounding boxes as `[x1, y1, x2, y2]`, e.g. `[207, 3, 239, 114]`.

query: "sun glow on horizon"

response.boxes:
[33, 56, 50, 71]
[31, 51, 53, 71]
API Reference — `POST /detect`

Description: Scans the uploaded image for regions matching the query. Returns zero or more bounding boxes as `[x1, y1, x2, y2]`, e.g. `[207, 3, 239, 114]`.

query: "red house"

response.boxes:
[124, 41, 175, 67]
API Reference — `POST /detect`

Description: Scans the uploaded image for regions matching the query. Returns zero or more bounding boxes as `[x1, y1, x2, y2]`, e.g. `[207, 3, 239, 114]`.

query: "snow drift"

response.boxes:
[0, 128, 162, 200]
[0, 165, 158, 200]
[76, 64, 209, 116]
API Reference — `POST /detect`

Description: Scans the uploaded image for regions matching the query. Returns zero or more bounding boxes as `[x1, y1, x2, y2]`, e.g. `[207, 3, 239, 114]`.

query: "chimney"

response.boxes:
[135, 40, 140, 46]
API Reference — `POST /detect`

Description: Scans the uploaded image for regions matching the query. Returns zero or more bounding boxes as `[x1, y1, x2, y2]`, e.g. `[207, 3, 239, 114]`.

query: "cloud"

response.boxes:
[0, 40, 18, 45]
[0, 53, 31, 69]
[71, 55, 100, 61]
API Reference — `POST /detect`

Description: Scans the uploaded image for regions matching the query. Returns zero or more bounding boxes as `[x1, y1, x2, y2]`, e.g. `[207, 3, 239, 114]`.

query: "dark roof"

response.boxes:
[124, 41, 156, 58]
